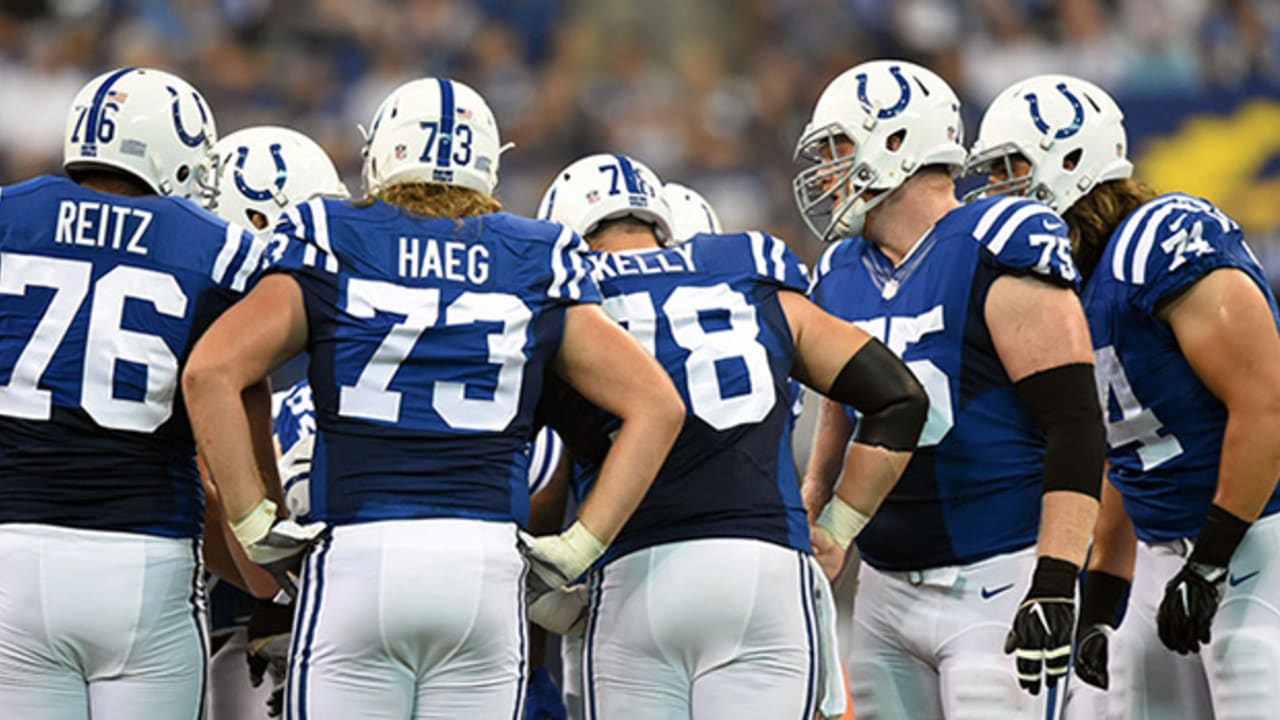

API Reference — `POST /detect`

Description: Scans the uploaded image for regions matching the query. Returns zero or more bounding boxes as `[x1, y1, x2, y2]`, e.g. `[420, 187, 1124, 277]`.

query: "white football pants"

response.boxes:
[848, 546, 1062, 720]
[582, 538, 818, 720]
[284, 518, 526, 720]
[0, 523, 208, 720]
[1065, 512, 1280, 720]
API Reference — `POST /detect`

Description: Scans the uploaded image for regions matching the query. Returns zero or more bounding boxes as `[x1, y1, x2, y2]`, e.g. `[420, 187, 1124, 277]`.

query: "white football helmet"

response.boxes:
[663, 182, 723, 242]
[362, 78, 507, 197]
[537, 153, 674, 244]
[966, 74, 1132, 213]
[63, 67, 216, 198]
[199, 126, 349, 230]
[793, 60, 966, 241]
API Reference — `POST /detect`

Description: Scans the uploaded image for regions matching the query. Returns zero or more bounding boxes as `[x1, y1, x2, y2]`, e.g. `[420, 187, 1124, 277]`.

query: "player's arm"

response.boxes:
[1153, 267, 1280, 654]
[802, 398, 855, 522]
[780, 290, 928, 581]
[1074, 472, 1136, 689]
[201, 459, 280, 598]
[987, 272, 1105, 695]
[988, 273, 1103, 566]
[1162, 267, 1280, 539]
[522, 304, 684, 583]
[184, 274, 313, 594]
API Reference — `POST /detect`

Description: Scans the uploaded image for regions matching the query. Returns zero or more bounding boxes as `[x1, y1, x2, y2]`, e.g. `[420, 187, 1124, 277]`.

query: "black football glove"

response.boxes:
[1004, 556, 1077, 695]
[1156, 561, 1226, 655]
[1073, 569, 1130, 690]
[1073, 624, 1112, 690]
[246, 598, 294, 719]
[1156, 505, 1250, 655]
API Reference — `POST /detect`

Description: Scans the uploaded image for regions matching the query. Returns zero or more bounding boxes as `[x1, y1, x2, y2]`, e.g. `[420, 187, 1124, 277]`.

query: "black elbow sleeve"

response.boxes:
[827, 339, 928, 452]
[1014, 363, 1107, 499]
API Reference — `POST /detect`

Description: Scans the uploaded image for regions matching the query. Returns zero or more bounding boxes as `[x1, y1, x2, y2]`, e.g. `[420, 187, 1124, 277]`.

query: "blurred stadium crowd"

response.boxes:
[2, 0, 1278, 265]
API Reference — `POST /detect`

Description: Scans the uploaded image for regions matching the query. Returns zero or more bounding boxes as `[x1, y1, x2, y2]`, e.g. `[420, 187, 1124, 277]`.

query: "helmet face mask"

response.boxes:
[199, 126, 350, 231]
[793, 125, 885, 241]
[793, 61, 967, 243]
[63, 67, 217, 198]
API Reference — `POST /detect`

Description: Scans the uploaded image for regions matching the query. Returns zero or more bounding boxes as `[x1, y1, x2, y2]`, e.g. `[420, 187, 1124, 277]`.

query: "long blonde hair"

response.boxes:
[358, 182, 502, 219]
[1063, 177, 1158, 280]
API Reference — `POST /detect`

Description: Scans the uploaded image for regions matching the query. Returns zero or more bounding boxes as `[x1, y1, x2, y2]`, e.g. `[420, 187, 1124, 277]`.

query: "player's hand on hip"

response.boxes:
[1073, 623, 1113, 690]
[1004, 556, 1077, 695]
[518, 522, 605, 590]
[809, 525, 847, 583]
[1157, 561, 1226, 654]
[231, 498, 327, 601]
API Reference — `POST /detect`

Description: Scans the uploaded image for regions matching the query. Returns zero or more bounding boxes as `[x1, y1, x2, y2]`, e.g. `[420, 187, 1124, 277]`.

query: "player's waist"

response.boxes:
[604, 521, 807, 566]
[863, 545, 1037, 589]
[0, 477, 203, 538]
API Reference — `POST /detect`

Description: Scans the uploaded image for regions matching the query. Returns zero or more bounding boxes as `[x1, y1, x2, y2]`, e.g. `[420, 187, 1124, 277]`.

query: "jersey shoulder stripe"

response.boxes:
[546, 224, 591, 300]
[210, 222, 267, 291]
[743, 231, 808, 291]
[809, 236, 865, 297]
[1110, 193, 1238, 285]
[962, 196, 1079, 287]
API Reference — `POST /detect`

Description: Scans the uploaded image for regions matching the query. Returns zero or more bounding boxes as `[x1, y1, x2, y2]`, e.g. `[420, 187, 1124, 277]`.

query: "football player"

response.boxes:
[796, 60, 1107, 718]
[0, 67, 269, 719]
[536, 152, 927, 719]
[968, 74, 1280, 719]
[182, 77, 684, 719]
[198, 125, 350, 720]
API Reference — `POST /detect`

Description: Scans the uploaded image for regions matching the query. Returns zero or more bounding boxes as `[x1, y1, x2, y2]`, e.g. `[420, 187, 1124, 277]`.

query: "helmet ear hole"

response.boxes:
[1063, 148, 1082, 172]
[886, 129, 906, 152]
[176, 165, 190, 182]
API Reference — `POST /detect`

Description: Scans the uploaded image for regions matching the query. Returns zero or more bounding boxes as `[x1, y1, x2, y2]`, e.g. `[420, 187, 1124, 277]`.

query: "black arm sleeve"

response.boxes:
[826, 338, 928, 452]
[1013, 363, 1107, 499]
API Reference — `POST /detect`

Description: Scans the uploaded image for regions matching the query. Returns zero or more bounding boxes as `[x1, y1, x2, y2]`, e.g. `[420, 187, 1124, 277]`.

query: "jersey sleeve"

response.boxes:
[542, 223, 602, 305]
[969, 197, 1081, 290]
[1120, 197, 1251, 315]
[207, 221, 269, 294]
[746, 232, 809, 294]
[262, 199, 339, 281]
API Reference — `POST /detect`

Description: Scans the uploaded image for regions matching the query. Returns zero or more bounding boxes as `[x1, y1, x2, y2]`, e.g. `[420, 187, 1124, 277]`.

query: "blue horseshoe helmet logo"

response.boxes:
[855, 65, 912, 119]
[167, 86, 210, 148]
[233, 143, 287, 201]
[1024, 82, 1084, 140]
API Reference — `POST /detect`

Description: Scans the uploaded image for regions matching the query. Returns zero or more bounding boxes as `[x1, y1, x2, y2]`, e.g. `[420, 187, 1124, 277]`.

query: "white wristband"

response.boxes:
[230, 498, 278, 549]
[816, 495, 870, 550]
[560, 521, 607, 577]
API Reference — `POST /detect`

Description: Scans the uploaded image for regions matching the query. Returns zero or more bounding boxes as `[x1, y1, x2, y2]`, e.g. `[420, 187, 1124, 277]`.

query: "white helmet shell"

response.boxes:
[663, 182, 723, 242]
[201, 126, 349, 230]
[967, 74, 1132, 213]
[63, 67, 217, 198]
[362, 78, 504, 197]
[794, 60, 966, 241]
[537, 153, 674, 244]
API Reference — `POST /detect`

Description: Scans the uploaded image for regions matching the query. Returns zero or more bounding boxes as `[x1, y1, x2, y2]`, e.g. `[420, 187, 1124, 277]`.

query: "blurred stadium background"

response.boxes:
[2, 0, 1278, 281]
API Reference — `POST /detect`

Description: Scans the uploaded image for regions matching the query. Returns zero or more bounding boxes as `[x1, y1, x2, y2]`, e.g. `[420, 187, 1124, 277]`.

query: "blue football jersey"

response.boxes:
[265, 197, 599, 527]
[569, 231, 812, 563]
[1084, 193, 1280, 543]
[811, 196, 1080, 571]
[0, 176, 263, 537]
[272, 378, 316, 456]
